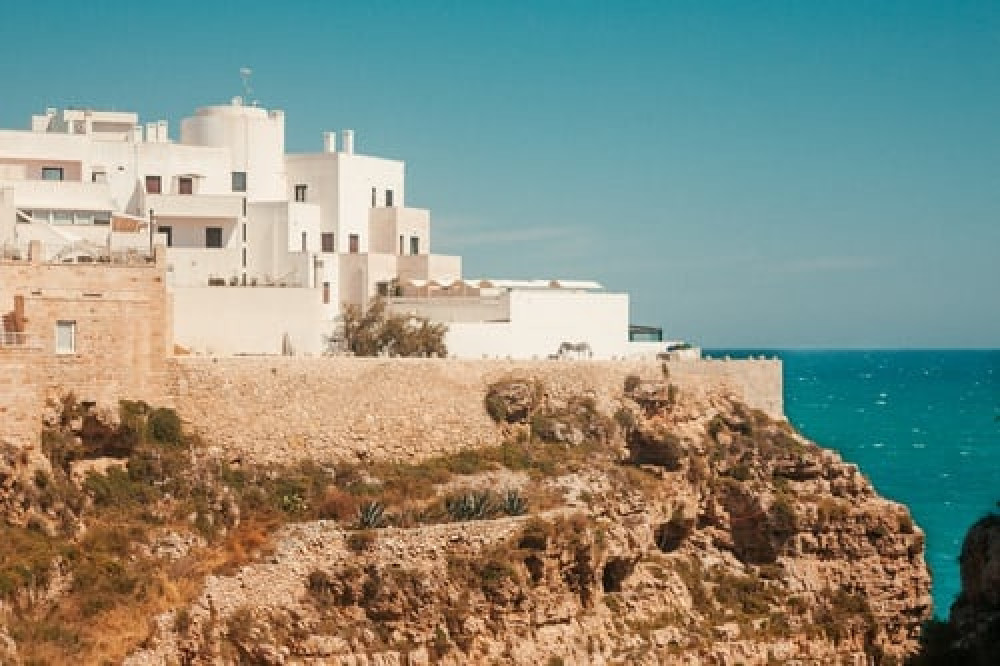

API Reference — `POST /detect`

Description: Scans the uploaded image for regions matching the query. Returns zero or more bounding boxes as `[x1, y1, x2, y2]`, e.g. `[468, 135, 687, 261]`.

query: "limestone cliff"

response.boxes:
[950, 512, 1000, 656]
[119, 373, 931, 665]
[909, 512, 1000, 665]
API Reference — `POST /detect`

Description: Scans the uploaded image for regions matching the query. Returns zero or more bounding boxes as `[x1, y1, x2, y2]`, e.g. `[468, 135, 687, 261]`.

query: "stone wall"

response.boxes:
[170, 357, 783, 465]
[0, 243, 170, 445]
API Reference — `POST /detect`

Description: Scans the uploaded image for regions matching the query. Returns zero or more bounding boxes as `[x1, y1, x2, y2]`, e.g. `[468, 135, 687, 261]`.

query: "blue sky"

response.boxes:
[1, 1, 997, 347]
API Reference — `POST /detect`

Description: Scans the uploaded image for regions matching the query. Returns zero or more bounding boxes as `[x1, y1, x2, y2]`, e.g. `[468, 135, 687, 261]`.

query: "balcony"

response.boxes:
[145, 193, 242, 219]
[2, 179, 113, 211]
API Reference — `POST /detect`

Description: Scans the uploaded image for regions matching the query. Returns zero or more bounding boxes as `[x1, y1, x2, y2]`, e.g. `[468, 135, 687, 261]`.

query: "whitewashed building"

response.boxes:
[0, 98, 687, 359]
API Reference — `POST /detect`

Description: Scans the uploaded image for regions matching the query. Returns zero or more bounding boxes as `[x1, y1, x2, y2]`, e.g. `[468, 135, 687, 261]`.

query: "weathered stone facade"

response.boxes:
[0, 241, 781, 465]
[170, 356, 782, 464]
[0, 241, 170, 445]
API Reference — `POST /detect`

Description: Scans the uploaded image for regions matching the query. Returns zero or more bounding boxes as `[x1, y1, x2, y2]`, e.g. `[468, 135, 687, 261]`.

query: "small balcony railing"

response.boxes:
[0, 331, 39, 349]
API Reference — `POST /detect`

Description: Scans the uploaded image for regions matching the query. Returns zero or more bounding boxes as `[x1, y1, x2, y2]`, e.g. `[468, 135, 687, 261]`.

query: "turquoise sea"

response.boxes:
[709, 349, 999, 618]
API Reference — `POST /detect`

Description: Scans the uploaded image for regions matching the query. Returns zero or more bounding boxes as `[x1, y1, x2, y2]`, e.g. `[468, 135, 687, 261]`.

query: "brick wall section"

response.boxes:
[170, 357, 783, 465]
[0, 348, 44, 445]
[0, 244, 170, 446]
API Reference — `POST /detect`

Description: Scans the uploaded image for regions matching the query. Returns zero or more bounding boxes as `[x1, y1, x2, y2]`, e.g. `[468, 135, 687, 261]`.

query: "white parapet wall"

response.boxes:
[444, 289, 630, 359]
[172, 286, 326, 356]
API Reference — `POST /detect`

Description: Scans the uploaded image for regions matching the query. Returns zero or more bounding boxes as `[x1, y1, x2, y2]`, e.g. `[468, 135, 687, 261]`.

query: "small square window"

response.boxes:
[91, 170, 106, 184]
[145, 175, 161, 194]
[178, 177, 193, 195]
[231, 171, 247, 192]
[410, 236, 420, 255]
[42, 167, 64, 181]
[55, 320, 76, 354]
[321, 232, 334, 253]
[349, 234, 360, 254]
[206, 227, 223, 248]
[294, 184, 307, 202]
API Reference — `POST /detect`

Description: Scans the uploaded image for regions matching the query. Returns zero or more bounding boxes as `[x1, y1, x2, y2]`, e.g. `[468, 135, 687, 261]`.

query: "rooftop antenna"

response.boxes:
[239, 67, 254, 101]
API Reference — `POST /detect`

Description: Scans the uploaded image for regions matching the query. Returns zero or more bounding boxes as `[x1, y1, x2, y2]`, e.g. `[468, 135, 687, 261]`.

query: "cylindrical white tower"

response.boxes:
[342, 129, 354, 155]
[323, 131, 337, 153]
[179, 98, 287, 199]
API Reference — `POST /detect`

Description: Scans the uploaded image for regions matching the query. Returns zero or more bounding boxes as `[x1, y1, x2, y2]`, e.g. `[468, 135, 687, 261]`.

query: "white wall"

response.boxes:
[369, 206, 430, 255]
[180, 101, 287, 201]
[443, 290, 630, 359]
[286, 154, 338, 247]
[172, 286, 325, 355]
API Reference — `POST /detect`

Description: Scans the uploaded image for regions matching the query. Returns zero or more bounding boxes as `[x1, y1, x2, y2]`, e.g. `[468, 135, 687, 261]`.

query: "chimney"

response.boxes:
[157, 120, 168, 142]
[323, 131, 337, 153]
[342, 129, 354, 155]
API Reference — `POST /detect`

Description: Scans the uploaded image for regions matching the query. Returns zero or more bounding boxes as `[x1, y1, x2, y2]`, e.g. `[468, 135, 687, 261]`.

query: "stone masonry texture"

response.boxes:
[170, 357, 782, 465]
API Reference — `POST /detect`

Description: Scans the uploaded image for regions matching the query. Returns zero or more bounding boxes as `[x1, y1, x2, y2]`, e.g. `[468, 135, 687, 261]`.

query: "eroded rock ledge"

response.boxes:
[122, 373, 931, 665]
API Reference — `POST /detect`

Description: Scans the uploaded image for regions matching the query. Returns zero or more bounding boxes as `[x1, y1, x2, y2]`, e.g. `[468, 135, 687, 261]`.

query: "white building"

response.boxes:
[0, 98, 686, 359]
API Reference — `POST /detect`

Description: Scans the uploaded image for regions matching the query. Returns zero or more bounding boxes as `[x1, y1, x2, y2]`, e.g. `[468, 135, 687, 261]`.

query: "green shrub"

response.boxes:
[445, 491, 493, 521]
[343, 297, 448, 357]
[484, 393, 508, 423]
[147, 408, 182, 447]
[356, 501, 386, 529]
[500, 489, 528, 516]
[84, 467, 155, 509]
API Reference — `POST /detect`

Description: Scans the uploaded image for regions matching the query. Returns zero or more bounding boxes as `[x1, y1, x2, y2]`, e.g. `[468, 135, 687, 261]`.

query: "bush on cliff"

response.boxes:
[342, 297, 448, 357]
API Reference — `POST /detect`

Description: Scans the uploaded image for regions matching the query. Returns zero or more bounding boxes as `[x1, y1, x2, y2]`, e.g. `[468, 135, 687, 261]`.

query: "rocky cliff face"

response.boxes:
[910, 512, 1000, 665]
[123, 374, 931, 665]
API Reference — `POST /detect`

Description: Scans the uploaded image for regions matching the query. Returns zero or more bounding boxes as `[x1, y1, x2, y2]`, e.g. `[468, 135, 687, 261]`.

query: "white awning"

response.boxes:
[549, 279, 603, 290]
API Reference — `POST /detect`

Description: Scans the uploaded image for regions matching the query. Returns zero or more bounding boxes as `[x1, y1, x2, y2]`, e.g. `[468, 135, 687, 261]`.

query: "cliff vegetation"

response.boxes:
[0, 371, 931, 665]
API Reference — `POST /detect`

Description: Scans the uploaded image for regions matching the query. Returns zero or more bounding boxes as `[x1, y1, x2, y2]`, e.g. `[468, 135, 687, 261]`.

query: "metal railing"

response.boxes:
[0, 241, 155, 265]
[0, 331, 40, 349]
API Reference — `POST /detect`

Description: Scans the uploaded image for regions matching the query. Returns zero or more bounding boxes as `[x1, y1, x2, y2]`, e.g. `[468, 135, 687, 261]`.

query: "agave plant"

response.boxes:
[445, 491, 493, 521]
[500, 488, 528, 516]
[356, 500, 386, 529]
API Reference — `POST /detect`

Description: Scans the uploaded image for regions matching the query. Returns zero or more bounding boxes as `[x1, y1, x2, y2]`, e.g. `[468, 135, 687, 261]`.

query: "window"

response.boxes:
[385, 189, 394, 207]
[242, 197, 247, 217]
[399, 235, 404, 255]
[301, 231, 308, 252]
[231, 171, 247, 192]
[205, 227, 223, 248]
[322, 282, 330, 305]
[242, 247, 247, 267]
[371, 186, 376, 207]
[349, 234, 360, 254]
[91, 170, 106, 183]
[145, 175, 161, 194]
[178, 177, 193, 195]
[55, 320, 76, 354]
[376, 281, 389, 297]
[242, 223, 246, 242]
[294, 184, 307, 202]
[160, 225, 173, 247]
[41, 167, 64, 181]
[94, 214, 110, 226]
[410, 236, 420, 255]
[321, 232, 335, 253]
